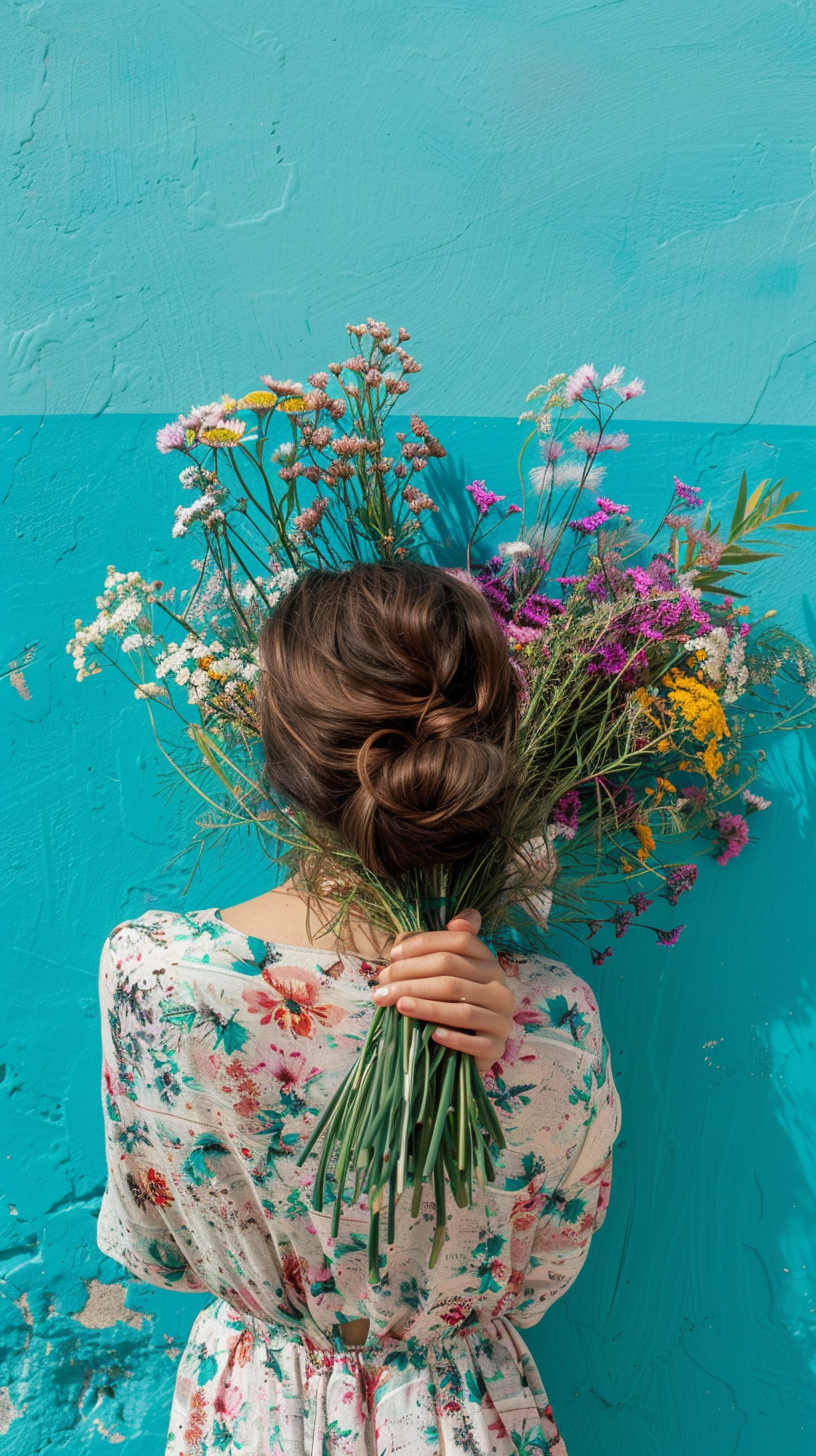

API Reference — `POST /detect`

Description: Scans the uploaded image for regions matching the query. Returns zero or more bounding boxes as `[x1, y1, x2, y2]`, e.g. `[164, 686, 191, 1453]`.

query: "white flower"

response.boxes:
[498, 540, 533, 559]
[134, 682, 164, 699]
[742, 788, 771, 812]
[121, 633, 145, 653]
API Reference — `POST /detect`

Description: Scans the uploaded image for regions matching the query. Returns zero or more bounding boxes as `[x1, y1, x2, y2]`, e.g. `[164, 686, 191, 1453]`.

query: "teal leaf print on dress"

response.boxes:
[182, 1134, 231, 1186]
[545, 996, 589, 1045]
[147, 1239, 190, 1283]
[505, 1152, 547, 1191]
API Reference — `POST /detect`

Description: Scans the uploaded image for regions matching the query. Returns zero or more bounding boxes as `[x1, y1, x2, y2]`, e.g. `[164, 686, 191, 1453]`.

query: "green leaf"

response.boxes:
[729, 472, 748, 535]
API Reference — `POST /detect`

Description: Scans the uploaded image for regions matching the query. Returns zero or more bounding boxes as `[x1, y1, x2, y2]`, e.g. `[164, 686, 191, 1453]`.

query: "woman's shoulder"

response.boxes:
[101, 908, 230, 978]
[501, 947, 606, 1063]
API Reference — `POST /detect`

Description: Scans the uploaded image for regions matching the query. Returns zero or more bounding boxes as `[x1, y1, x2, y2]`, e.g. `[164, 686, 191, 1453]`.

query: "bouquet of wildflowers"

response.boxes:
[69, 320, 815, 1277]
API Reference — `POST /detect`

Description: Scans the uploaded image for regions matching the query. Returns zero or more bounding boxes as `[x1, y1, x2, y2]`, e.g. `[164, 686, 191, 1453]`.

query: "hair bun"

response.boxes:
[349, 729, 512, 872]
[258, 561, 518, 877]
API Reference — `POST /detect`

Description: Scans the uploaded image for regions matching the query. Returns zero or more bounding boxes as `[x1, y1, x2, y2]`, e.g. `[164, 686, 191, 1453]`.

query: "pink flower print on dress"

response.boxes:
[242, 966, 346, 1038]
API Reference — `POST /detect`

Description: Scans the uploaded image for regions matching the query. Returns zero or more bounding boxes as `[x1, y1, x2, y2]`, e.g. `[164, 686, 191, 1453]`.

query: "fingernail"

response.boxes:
[372, 986, 389, 1001]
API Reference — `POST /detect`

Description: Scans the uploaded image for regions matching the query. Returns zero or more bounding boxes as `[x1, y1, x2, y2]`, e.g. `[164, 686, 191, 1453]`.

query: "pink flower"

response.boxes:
[291, 497, 329, 539]
[601, 366, 625, 390]
[156, 420, 187, 453]
[714, 812, 750, 865]
[564, 364, 597, 402]
[615, 377, 645, 400]
[307, 373, 329, 389]
[672, 476, 702, 507]
[742, 788, 771, 812]
[543, 439, 564, 462]
[571, 430, 629, 455]
[260, 376, 304, 397]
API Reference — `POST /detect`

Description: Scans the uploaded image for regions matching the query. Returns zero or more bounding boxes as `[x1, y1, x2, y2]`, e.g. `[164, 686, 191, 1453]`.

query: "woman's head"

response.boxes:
[258, 562, 518, 876]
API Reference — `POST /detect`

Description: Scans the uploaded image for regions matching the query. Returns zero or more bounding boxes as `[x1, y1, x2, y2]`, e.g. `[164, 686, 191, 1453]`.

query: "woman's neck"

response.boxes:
[219, 881, 391, 961]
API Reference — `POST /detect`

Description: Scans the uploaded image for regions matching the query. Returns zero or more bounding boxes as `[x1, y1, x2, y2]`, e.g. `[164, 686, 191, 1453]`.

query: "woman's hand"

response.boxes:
[371, 910, 514, 1075]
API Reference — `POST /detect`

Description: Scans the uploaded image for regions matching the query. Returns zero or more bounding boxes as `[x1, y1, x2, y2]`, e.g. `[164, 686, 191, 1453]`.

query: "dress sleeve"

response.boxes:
[96, 932, 206, 1292]
[528, 1033, 620, 1311]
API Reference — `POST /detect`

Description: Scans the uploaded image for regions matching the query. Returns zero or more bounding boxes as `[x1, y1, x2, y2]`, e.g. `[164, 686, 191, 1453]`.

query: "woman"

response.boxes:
[98, 563, 620, 1456]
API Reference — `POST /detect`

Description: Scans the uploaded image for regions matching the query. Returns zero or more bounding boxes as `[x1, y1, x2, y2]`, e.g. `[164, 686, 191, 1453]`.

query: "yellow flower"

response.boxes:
[280, 396, 307, 414]
[656, 776, 676, 793]
[702, 739, 724, 778]
[632, 821, 655, 861]
[663, 669, 729, 743]
[241, 390, 278, 414]
[220, 394, 242, 416]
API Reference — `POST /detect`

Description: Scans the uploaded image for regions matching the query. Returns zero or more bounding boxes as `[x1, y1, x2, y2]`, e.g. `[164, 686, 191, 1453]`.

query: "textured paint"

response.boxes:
[3, 0, 815, 422]
[2, 3, 816, 1454]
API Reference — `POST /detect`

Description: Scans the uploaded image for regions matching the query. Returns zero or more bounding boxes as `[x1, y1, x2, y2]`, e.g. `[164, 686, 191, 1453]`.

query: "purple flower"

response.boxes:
[673, 475, 702, 507]
[555, 574, 582, 588]
[591, 946, 613, 966]
[715, 812, 750, 866]
[614, 909, 633, 938]
[655, 925, 686, 947]
[663, 863, 698, 906]
[628, 892, 652, 916]
[552, 790, 580, 838]
[569, 510, 608, 535]
[587, 642, 629, 676]
[466, 480, 506, 517]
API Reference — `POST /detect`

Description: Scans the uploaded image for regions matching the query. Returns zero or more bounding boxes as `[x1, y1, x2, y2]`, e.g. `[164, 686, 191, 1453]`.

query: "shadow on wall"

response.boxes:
[1, 415, 815, 1453]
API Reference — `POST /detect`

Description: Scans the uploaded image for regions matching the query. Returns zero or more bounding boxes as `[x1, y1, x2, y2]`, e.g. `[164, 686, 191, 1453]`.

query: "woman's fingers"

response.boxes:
[388, 925, 491, 966]
[392, 995, 508, 1035]
[373, 974, 513, 1014]
[379, 944, 497, 987]
[445, 909, 481, 935]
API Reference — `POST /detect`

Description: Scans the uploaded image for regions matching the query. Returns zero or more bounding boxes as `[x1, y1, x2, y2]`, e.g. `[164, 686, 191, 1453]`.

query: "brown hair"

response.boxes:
[258, 562, 518, 876]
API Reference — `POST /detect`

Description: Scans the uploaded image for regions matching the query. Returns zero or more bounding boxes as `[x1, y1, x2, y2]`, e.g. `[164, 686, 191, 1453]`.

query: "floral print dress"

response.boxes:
[98, 909, 620, 1456]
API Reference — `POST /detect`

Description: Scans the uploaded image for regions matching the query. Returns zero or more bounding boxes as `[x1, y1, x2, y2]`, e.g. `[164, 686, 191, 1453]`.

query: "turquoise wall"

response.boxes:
[2, 3, 815, 1453]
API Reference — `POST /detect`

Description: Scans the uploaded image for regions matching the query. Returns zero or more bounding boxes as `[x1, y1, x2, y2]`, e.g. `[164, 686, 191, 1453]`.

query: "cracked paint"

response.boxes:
[2, 1, 815, 1452]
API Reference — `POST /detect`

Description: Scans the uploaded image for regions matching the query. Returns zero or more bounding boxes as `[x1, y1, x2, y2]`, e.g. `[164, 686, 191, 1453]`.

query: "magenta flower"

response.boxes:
[655, 925, 685, 947]
[715, 812, 750, 865]
[672, 476, 702, 507]
[569, 510, 608, 535]
[591, 946, 613, 966]
[595, 495, 629, 516]
[466, 480, 505, 516]
[663, 863, 698, 906]
[624, 566, 653, 598]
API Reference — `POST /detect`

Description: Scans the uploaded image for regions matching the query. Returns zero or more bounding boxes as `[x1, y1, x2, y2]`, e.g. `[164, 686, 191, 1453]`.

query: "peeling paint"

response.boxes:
[0, 1388, 24, 1436]
[71, 1280, 146, 1333]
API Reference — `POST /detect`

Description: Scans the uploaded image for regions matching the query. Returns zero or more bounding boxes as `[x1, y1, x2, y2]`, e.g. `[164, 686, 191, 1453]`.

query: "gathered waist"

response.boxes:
[213, 1297, 515, 1363]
